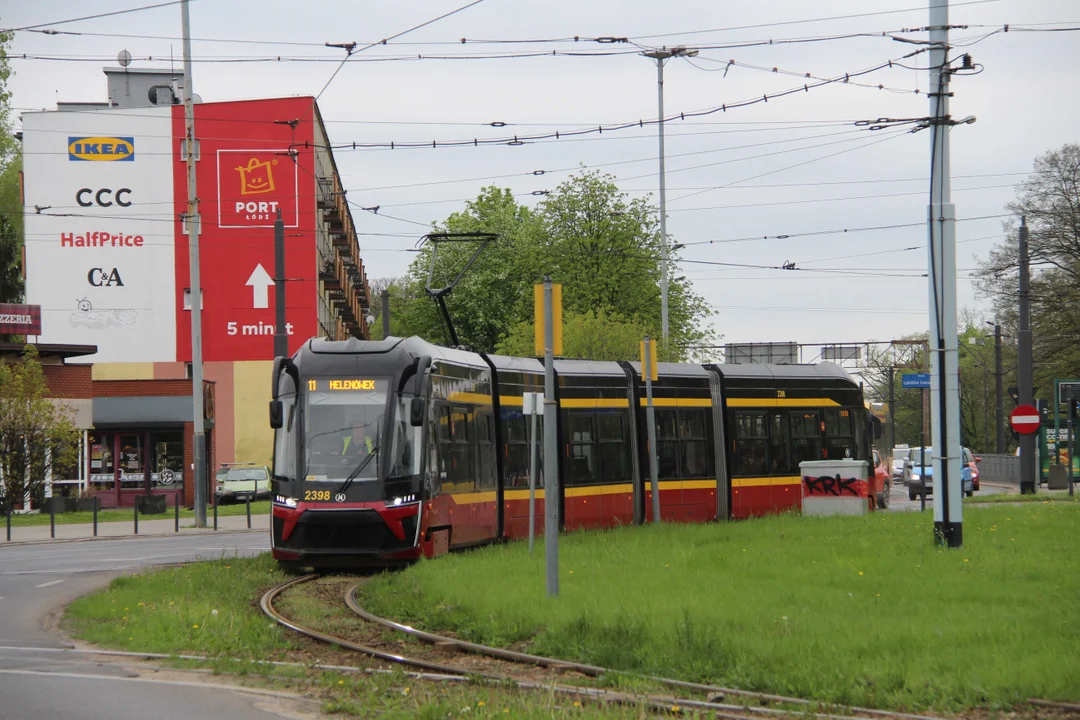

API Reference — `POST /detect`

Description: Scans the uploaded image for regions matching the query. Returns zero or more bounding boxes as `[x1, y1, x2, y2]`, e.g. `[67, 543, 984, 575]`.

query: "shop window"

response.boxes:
[88, 433, 115, 490]
[150, 430, 185, 489]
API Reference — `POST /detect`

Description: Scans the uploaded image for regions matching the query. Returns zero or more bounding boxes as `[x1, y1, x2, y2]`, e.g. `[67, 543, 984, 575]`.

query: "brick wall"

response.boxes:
[42, 364, 92, 399]
[93, 379, 198, 397]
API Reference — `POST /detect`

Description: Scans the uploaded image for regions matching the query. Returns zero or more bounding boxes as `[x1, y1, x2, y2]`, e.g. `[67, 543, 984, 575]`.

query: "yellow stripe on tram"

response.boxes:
[560, 398, 630, 409]
[727, 398, 840, 408]
[638, 398, 712, 407]
[731, 476, 802, 488]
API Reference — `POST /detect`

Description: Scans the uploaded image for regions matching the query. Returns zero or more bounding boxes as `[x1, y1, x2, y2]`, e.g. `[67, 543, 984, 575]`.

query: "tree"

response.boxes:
[0, 26, 19, 306]
[0, 346, 81, 512]
[976, 144, 1080, 399]
[496, 307, 654, 361]
[394, 171, 714, 359]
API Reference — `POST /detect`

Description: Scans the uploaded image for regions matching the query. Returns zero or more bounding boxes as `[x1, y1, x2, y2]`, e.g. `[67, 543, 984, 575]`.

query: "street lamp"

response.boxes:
[642, 45, 697, 343]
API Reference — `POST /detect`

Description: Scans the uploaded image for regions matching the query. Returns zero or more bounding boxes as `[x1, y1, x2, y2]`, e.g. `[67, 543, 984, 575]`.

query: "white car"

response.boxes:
[891, 445, 910, 482]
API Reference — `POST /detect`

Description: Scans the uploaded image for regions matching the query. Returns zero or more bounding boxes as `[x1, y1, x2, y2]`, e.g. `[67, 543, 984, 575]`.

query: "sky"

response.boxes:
[5, 0, 1078, 357]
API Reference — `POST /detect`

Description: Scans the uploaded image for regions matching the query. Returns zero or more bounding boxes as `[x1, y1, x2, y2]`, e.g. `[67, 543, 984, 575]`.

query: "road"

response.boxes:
[885, 478, 1011, 512]
[0, 532, 324, 719]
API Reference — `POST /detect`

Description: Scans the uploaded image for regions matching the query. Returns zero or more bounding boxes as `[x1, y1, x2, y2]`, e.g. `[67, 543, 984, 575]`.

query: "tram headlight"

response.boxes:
[275, 494, 298, 508]
[391, 494, 417, 506]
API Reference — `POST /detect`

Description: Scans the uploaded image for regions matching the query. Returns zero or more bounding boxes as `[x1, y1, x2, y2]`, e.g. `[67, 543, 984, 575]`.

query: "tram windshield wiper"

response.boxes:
[336, 445, 379, 496]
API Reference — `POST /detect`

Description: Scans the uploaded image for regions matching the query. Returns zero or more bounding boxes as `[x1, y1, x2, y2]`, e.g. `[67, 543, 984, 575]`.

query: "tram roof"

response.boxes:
[486, 353, 545, 373]
[716, 362, 853, 382]
[554, 358, 626, 377]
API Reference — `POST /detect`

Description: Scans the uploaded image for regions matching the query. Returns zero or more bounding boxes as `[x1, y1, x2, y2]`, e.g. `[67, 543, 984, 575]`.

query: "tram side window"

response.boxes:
[767, 412, 792, 475]
[825, 408, 855, 460]
[679, 409, 710, 477]
[449, 405, 474, 491]
[432, 404, 453, 491]
[791, 411, 822, 465]
[656, 410, 679, 479]
[597, 411, 629, 483]
[735, 412, 767, 476]
[503, 409, 528, 488]
[567, 411, 596, 485]
[476, 411, 496, 490]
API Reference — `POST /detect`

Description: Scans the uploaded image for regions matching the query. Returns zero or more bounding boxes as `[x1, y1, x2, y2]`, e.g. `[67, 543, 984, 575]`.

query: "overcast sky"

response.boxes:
[5, 0, 1078, 356]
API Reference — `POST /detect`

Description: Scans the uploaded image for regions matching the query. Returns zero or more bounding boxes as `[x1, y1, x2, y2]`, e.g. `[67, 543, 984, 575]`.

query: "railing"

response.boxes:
[976, 453, 1020, 485]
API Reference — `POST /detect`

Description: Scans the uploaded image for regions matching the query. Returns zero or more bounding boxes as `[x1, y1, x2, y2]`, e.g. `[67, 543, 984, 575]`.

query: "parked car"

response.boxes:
[216, 463, 271, 503]
[906, 447, 974, 500]
[963, 447, 980, 492]
[890, 445, 910, 483]
[871, 449, 891, 509]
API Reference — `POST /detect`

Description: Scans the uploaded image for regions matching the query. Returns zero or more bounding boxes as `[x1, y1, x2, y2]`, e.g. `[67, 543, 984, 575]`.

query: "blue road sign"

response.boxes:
[902, 373, 931, 389]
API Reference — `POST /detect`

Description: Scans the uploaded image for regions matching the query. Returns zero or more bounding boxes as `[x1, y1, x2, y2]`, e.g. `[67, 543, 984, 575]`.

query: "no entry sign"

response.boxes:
[1010, 405, 1041, 435]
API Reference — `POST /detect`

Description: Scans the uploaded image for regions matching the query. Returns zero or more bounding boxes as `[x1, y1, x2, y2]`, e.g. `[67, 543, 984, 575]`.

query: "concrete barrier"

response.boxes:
[800, 460, 873, 516]
[977, 453, 1020, 485]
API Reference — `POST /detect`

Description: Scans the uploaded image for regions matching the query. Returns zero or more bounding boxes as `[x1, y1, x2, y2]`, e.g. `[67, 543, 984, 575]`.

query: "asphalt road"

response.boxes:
[0, 532, 325, 720]
[885, 477, 1011, 512]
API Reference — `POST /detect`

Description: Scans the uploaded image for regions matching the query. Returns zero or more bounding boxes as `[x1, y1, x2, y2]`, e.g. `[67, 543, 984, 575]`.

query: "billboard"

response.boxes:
[172, 97, 318, 362]
[22, 107, 177, 363]
[724, 342, 798, 365]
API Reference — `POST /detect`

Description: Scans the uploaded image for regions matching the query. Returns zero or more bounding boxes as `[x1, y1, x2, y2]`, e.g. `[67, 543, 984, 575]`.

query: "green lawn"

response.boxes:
[7, 500, 270, 527]
[966, 491, 1077, 504]
[360, 504, 1080, 713]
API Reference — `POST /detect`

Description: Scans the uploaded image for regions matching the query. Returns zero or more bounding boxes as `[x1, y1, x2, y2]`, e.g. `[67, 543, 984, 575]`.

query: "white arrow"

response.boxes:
[246, 263, 274, 309]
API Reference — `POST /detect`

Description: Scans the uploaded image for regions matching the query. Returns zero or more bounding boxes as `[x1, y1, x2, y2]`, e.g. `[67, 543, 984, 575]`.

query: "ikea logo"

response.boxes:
[68, 137, 135, 162]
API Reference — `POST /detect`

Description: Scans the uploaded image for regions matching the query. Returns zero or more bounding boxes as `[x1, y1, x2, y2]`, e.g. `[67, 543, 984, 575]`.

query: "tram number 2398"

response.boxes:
[304, 490, 332, 501]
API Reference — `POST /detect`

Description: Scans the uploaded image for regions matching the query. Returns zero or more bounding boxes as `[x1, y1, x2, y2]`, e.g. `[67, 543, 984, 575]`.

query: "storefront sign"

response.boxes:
[0, 304, 42, 335]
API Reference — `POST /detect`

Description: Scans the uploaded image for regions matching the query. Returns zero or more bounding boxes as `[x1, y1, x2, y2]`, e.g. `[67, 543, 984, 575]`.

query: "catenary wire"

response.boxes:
[7, 1, 185, 32]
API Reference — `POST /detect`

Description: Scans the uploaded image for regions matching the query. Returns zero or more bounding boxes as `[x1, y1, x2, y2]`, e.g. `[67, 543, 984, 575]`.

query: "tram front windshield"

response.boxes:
[304, 377, 391, 482]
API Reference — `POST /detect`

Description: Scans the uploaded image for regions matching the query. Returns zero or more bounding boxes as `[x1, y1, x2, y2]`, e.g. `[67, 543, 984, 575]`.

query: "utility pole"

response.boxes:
[381, 289, 391, 338]
[642, 46, 696, 343]
[993, 319, 1004, 452]
[888, 366, 896, 451]
[273, 209, 288, 359]
[542, 277, 559, 596]
[926, 0, 962, 547]
[643, 337, 660, 524]
[1018, 217, 1036, 495]
[181, 0, 206, 528]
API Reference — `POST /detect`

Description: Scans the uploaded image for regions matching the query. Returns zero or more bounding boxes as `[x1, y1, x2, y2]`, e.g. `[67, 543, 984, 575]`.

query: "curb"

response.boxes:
[0, 527, 266, 548]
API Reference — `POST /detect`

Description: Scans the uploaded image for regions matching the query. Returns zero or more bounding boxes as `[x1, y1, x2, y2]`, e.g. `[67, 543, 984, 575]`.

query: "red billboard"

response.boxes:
[0, 304, 42, 335]
[172, 98, 318, 362]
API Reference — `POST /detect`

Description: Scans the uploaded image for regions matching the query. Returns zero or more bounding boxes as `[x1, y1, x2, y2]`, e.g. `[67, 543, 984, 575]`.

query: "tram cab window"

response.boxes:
[273, 394, 296, 479]
[735, 412, 767, 476]
[791, 411, 822, 465]
[825, 408, 855, 460]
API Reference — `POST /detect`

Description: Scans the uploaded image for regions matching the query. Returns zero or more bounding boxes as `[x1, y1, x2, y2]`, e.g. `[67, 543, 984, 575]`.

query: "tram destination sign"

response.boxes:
[901, 373, 931, 389]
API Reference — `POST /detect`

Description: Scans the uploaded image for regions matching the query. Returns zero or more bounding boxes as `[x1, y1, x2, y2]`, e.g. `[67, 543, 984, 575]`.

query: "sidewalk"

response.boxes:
[1, 512, 269, 546]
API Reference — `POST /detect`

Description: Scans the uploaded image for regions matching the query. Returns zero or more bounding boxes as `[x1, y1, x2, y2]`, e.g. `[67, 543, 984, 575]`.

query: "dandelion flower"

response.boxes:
[573, 702, 581, 708]
[193, 624, 199, 629]
[858, 571, 863, 576]
[212, 609, 218, 616]
[964, 559, 969, 562]
[478, 701, 485, 707]
[338, 680, 344, 685]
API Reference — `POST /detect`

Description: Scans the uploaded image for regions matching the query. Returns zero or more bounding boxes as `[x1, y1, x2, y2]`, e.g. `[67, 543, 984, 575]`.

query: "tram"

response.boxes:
[269, 335, 877, 570]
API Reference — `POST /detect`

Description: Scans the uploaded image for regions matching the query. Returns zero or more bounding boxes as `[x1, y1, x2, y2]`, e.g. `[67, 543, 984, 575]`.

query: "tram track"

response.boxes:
[260, 573, 951, 720]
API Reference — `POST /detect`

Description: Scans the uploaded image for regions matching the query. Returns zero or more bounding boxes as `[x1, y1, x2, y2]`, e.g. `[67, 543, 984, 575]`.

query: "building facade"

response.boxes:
[21, 68, 371, 491]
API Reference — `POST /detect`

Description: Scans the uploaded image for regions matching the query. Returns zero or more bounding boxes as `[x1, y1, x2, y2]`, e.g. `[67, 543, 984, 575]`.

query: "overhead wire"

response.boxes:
[7, 0, 185, 32]
[316, 0, 489, 100]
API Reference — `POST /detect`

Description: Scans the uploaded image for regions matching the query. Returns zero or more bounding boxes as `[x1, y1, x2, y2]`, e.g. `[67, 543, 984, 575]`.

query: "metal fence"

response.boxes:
[976, 453, 1020, 485]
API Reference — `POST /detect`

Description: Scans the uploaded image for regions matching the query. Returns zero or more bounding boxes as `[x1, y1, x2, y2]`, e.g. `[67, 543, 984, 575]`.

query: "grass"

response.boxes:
[360, 504, 1080, 713]
[64, 553, 292, 657]
[7, 500, 270, 527]
[966, 491, 1078, 504]
[63, 556, 671, 718]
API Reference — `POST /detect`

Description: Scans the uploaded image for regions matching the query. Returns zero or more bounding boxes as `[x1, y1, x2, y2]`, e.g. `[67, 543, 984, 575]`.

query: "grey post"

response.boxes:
[182, 0, 207, 528]
[1068, 399, 1074, 497]
[994, 320, 1004, 452]
[927, 0, 962, 546]
[888, 366, 895, 452]
[644, 336, 661, 524]
[543, 277, 559, 596]
[1018, 217, 1036, 495]
[381, 289, 391, 338]
[274, 209, 288, 359]
[527, 391, 539, 554]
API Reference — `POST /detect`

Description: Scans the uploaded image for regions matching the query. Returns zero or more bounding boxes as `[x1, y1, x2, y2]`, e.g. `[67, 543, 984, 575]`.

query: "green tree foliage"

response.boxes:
[0, 346, 82, 512]
[496, 307, 653, 361]
[395, 171, 712, 359]
[977, 144, 1080, 398]
[0, 27, 19, 305]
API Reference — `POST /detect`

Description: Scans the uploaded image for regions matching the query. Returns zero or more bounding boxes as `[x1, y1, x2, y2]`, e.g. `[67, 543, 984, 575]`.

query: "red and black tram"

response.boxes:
[269, 336, 872, 570]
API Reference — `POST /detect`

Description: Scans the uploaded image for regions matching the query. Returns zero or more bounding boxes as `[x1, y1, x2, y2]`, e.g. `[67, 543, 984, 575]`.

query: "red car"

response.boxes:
[871, 449, 891, 509]
[963, 447, 980, 492]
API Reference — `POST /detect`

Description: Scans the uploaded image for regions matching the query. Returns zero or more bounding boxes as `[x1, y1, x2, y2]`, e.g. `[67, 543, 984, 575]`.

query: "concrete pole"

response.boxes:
[644, 336, 661, 524]
[994, 320, 1004, 452]
[1018, 218, 1036, 494]
[927, 0, 962, 546]
[543, 278, 558, 596]
[381, 289, 391, 338]
[182, 0, 206, 527]
[888, 366, 895, 451]
[273, 209, 288, 359]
